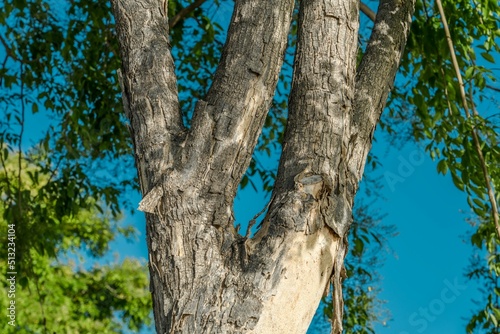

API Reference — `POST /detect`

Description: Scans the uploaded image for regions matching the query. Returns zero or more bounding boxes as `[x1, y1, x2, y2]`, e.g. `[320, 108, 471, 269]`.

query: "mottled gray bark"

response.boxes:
[349, 0, 415, 183]
[268, 0, 359, 331]
[110, 0, 414, 333]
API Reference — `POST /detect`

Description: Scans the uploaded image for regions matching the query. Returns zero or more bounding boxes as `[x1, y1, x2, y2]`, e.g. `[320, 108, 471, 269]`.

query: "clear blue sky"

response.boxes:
[368, 134, 482, 334]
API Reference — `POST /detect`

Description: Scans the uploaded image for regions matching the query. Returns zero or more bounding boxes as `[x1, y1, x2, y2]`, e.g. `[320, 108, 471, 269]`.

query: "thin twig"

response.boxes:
[440, 68, 454, 115]
[422, 0, 431, 20]
[486, 84, 500, 93]
[435, 0, 469, 111]
[34, 276, 49, 334]
[469, 85, 500, 237]
[436, 0, 500, 238]
[0, 34, 20, 62]
[246, 201, 271, 239]
[18, 63, 25, 217]
[46, 154, 63, 186]
[0, 55, 8, 87]
[360, 2, 376, 22]
[246, 190, 275, 239]
[169, 0, 208, 29]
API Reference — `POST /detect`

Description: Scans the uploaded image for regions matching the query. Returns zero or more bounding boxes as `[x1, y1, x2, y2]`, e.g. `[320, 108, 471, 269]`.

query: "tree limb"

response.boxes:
[350, 0, 415, 185]
[169, 0, 208, 29]
[266, 0, 360, 331]
[113, 2, 298, 329]
[183, 0, 296, 214]
[110, 0, 183, 194]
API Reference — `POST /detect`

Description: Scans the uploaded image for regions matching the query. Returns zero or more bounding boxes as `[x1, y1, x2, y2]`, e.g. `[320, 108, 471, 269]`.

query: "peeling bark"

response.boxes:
[110, 0, 415, 332]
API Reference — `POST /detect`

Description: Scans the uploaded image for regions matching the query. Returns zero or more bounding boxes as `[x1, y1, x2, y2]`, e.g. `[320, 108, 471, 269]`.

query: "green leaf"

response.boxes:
[451, 173, 465, 191]
[472, 198, 486, 209]
[480, 52, 495, 63]
[437, 159, 448, 175]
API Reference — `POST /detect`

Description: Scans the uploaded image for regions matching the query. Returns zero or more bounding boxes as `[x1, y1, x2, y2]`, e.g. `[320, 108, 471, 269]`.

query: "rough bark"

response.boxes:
[266, 0, 359, 331]
[110, 0, 415, 333]
[349, 0, 415, 182]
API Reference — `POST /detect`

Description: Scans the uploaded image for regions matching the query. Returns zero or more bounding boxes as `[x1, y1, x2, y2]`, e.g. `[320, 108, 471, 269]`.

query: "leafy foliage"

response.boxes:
[0, 255, 151, 333]
[0, 155, 152, 332]
[0, 0, 151, 332]
[382, 0, 500, 330]
[0, 153, 133, 271]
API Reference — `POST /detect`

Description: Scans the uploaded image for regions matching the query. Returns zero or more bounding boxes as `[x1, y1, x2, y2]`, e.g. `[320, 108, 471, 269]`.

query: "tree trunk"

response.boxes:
[110, 0, 415, 333]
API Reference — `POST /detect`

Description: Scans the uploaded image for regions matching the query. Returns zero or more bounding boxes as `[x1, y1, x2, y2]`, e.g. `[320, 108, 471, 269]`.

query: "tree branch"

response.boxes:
[435, 0, 500, 238]
[350, 0, 415, 185]
[169, 0, 208, 29]
[435, 0, 469, 113]
[110, 0, 184, 194]
[0, 33, 43, 64]
[360, 1, 376, 21]
[183, 0, 295, 213]
[0, 35, 20, 62]
[486, 84, 500, 93]
[264, 0, 360, 331]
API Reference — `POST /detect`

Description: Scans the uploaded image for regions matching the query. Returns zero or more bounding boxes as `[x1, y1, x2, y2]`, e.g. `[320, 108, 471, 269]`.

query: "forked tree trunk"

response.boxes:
[111, 0, 415, 332]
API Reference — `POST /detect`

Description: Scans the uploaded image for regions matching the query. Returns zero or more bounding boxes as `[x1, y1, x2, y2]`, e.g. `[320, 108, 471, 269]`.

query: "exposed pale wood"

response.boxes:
[268, 0, 360, 330]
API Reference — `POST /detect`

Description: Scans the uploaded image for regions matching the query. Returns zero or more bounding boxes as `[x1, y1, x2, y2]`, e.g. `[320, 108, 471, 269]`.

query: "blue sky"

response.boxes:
[369, 135, 482, 334]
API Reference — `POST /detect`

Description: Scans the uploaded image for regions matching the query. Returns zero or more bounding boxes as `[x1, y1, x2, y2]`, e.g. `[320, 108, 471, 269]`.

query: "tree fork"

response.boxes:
[111, 0, 415, 332]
